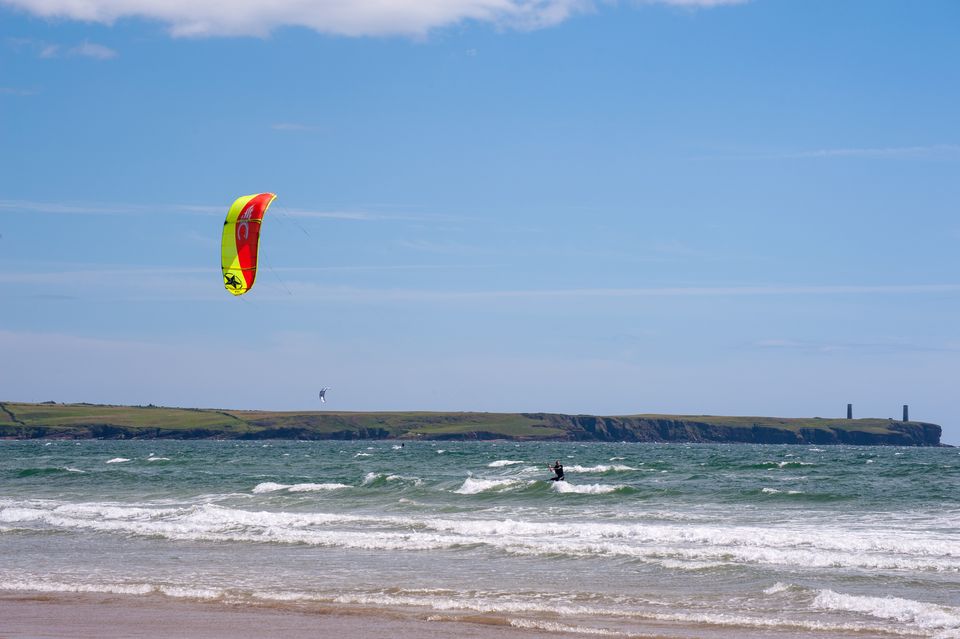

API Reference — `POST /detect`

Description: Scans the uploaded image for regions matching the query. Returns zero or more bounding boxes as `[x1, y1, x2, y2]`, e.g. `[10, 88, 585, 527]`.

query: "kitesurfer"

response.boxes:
[548, 460, 565, 482]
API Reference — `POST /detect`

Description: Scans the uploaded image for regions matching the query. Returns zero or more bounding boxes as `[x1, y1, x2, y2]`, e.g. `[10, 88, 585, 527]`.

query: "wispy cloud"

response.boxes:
[754, 338, 960, 354]
[5, 252, 955, 304]
[0, 199, 459, 222]
[240, 282, 960, 304]
[1, 0, 748, 38]
[8, 37, 117, 59]
[395, 238, 486, 255]
[270, 123, 323, 133]
[782, 144, 960, 160]
[0, 200, 156, 215]
[0, 87, 37, 96]
[69, 41, 118, 59]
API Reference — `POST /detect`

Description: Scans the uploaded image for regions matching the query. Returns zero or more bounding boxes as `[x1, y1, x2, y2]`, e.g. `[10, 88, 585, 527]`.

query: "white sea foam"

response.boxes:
[354, 452, 371, 457]
[64, 467, 85, 473]
[0, 578, 224, 600]
[488, 460, 524, 467]
[146, 456, 170, 462]
[813, 589, 960, 633]
[254, 588, 913, 636]
[508, 619, 623, 635]
[105, 458, 130, 464]
[552, 482, 621, 494]
[3, 498, 959, 574]
[0, 578, 153, 596]
[454, 477, 525, 494]
[252, 482, 349, 493]
[763, 582, 793, 595]
[567, 465, 638, 473]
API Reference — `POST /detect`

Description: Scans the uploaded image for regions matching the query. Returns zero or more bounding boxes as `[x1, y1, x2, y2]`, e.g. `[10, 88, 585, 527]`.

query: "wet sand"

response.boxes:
[0, 592, 678, 639]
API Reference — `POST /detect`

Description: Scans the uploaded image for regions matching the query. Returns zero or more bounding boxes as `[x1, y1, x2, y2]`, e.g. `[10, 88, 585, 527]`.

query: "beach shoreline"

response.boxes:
[1, 591, 631, 639]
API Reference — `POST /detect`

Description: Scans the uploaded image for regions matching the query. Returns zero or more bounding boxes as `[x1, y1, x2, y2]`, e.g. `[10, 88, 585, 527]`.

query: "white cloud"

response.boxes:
[0, 0, 748, 38]
[784, 144, 960, 159]
[69, 41, 118, 59]
[0, 198, 460, 222]
[270, 122, 322, 133]
[0, 86, 37, 96]
[8, 37, 117, 59]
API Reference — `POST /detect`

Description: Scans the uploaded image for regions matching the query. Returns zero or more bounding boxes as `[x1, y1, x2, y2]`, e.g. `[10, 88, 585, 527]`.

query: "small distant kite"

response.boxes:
[319, 387, 331, 404]
[221, 192, 277, 295]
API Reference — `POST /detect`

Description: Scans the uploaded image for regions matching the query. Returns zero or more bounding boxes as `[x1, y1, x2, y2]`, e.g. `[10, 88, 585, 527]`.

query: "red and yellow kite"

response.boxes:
[220, 193, 276, 295]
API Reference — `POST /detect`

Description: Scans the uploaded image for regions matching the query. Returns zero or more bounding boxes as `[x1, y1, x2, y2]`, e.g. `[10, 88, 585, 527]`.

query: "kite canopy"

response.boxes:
[221, 193, 276, 295]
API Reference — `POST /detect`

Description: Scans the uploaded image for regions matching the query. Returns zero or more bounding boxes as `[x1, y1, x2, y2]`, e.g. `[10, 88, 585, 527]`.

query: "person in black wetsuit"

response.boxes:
[548, 460, 565, 481]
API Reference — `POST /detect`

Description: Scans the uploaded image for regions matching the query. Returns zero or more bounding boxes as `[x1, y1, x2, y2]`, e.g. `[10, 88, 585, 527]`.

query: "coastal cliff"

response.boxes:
[0, 402, 944, 446]
[530, 414, 942, 446]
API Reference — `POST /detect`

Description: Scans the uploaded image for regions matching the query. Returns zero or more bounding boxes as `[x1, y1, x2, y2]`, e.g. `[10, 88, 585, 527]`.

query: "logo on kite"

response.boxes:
[223, 273, 243, 290]
[220, 193, 277, 296]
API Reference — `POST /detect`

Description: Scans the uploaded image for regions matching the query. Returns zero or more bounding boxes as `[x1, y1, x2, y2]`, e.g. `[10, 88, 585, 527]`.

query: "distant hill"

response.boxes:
[0, 402, 943, 446]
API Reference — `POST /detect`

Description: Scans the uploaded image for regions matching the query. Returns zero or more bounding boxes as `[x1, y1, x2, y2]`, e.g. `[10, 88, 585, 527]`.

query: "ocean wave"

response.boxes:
[813, 589, 960, 634]
[750, 461, 816, 470]
[255, 587, 914, 636]
[105, 458, 130, 464]
[763, 582, 794, 595]
[566, 465, 638, 473]
[0, 578, 223, 600]
[507, 619, 623, 635]
[252, 482, 349, 494]
[488, 460, 524, 467]
[2, 499, 959, 573]
[454, 478, 528, 495]
[0, 577, 924, 638]
[552, 482, 624, 495]
[362, 473, 422, 487]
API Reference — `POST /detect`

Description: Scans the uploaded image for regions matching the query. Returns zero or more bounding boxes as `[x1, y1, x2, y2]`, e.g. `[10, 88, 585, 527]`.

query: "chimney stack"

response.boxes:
[903, 405, 909, 422]
[847, 403, 853, 419]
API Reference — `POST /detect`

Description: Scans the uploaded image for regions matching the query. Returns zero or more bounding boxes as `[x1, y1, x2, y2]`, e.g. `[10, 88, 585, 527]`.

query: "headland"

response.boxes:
[0, 401, 943, 446]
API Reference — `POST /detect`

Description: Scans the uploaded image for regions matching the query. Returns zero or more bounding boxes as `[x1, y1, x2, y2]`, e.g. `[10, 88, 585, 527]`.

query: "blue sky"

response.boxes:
[2, 0, 958, 443]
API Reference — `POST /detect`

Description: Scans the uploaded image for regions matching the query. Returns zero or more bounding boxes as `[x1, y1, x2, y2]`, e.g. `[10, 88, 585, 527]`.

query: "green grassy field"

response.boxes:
[0, 401, 940, 445]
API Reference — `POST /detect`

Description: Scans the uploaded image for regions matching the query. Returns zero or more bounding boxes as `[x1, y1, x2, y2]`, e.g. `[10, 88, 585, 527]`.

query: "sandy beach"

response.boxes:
[1, 592, 637, 639]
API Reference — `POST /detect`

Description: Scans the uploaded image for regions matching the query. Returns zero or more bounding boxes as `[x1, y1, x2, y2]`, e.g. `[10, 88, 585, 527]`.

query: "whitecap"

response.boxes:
[567, 464, 637, 473]
[488, 460, 524, 467]
[253, 482, 348, 493]
[454, 477, 524, 495]
[763, 582, 794, 595]
[812, 589, 960, 633]
[105, 458, 130, 464]
[552, 482, 621, 495]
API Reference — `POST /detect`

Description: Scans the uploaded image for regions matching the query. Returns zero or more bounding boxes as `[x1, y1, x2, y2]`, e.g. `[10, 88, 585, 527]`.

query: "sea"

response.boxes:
[1, 440, 958, 638]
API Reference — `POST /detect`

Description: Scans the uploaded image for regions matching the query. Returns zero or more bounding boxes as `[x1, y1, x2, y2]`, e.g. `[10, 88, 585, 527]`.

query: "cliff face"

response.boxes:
[529, 414, 942, 447]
